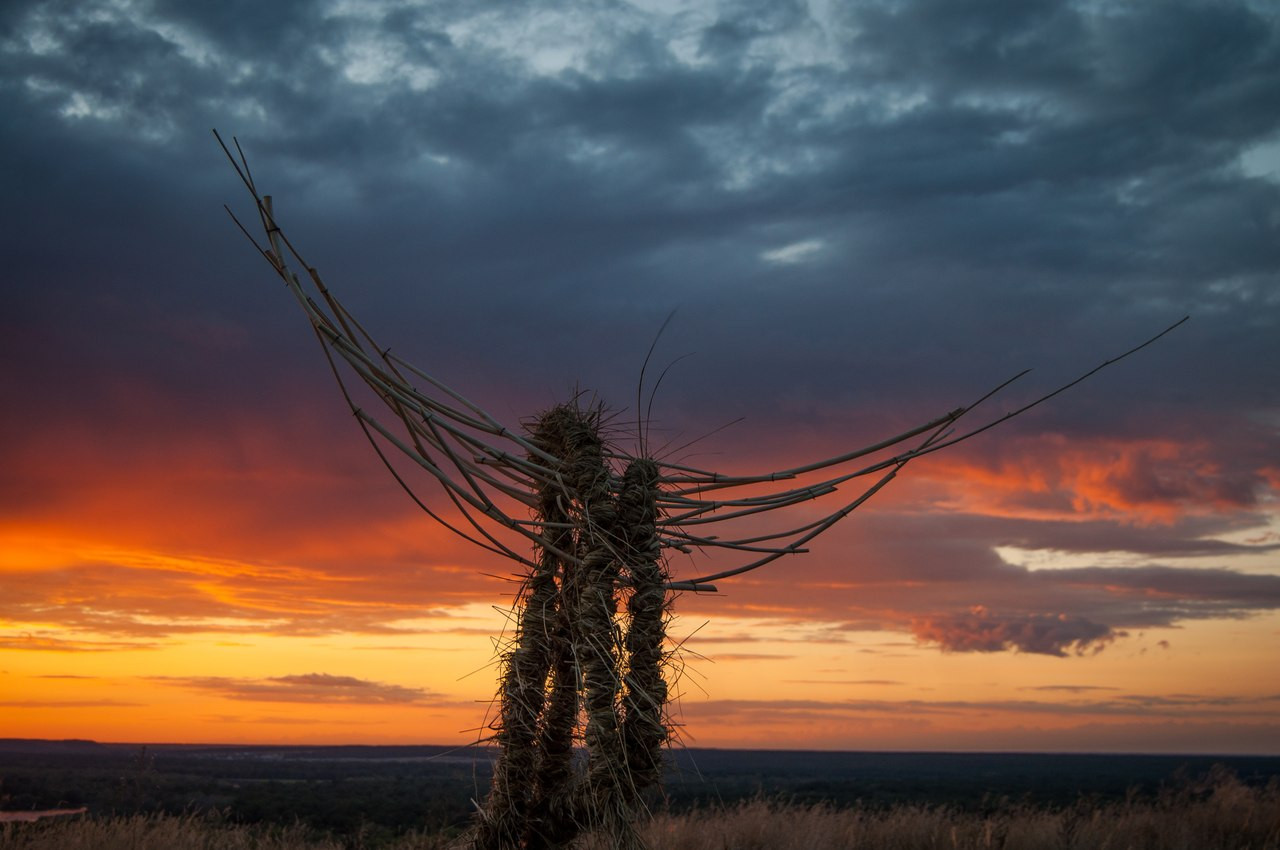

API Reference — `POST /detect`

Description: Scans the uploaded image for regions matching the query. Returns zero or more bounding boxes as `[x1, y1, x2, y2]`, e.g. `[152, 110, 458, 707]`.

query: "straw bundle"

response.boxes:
[472, 404, 670, 849]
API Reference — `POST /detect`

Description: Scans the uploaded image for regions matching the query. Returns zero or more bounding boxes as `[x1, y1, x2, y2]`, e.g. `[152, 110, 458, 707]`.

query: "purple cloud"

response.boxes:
[911, 607, 1122, 656]
[152, 673, 432, 704]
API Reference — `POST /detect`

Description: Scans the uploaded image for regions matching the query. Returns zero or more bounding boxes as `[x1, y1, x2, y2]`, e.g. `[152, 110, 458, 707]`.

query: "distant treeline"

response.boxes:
[2, 741, 1278, 845]
[3, 769, 1280, 850]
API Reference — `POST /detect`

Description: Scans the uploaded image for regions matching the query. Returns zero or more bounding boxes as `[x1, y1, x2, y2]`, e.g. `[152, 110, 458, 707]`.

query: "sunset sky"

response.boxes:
[2, 0, 1279, 754]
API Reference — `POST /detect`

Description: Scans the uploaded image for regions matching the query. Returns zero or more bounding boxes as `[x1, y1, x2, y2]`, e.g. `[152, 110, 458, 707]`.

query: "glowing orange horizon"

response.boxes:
[3, 402, 1278, 753]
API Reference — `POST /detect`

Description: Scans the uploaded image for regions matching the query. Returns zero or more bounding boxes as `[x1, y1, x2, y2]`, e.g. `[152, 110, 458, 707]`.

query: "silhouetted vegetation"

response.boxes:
[4, 740, 1280, 847]
[0, 742, 488, 840]
[4, 766, 1280, 849]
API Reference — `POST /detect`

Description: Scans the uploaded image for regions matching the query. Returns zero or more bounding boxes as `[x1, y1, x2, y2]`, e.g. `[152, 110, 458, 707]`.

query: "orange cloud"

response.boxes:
[0, 373, 509, 579]
[0, 634, 161, 652]
[913, 433, 1268, 525]
[0, 533, 506, 642]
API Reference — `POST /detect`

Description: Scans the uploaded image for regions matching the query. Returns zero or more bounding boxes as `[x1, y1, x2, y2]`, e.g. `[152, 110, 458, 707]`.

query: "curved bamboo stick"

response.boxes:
[218, 131, 1188, 594]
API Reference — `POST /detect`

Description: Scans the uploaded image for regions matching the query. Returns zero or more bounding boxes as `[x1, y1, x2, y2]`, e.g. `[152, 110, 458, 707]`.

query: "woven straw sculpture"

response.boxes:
[218, 133, 1183, 849]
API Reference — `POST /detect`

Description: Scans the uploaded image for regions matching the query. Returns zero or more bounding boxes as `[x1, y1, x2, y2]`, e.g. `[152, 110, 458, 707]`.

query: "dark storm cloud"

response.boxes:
[5, 0, 1278, 400]
[3, 0, 1278, 657]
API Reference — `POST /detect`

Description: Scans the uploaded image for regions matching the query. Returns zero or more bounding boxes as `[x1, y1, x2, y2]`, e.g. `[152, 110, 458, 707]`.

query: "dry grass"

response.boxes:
[1, 813, 335, 850]
[0, 813, 455, 850]
[4, 771, 1277, 850]
[598, 769, 1280, 850]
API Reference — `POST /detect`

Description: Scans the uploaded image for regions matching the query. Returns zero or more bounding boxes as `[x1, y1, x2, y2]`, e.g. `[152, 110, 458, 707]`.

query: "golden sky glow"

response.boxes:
[4, 421, 1277, 752]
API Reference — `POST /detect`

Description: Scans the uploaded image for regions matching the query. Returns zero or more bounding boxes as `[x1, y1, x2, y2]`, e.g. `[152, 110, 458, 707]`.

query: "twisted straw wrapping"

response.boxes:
[476, 407, 580, 850]
[619, 458, 667, 794]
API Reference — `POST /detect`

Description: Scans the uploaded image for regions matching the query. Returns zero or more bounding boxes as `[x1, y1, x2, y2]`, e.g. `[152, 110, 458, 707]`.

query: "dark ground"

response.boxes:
[2, 738, 1277, 840]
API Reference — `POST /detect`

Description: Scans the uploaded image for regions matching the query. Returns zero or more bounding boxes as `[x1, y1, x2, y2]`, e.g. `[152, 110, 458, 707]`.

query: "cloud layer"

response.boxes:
[154, 673, 433, 704]
[2, 0, 1278, 749]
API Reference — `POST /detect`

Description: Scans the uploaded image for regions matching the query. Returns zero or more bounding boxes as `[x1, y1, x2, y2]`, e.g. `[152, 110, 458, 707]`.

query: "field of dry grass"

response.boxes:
[3, 770, 1277, 850]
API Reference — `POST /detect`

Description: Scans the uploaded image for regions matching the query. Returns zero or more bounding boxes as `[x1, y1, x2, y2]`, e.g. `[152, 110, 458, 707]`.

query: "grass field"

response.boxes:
[3, 768, 1277, 849]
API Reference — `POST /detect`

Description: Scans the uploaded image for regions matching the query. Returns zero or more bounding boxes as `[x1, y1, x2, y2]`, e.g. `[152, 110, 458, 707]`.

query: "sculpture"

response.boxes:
[217, 132, 1184, 849]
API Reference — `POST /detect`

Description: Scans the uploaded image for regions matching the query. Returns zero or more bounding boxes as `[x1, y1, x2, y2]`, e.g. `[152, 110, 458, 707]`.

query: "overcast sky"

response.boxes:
[2, 0, 1279, 751]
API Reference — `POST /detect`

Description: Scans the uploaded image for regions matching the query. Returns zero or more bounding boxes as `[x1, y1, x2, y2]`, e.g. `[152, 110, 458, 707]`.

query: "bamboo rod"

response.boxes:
[652, 408, 963, 490]
[223, 133, 1189, 592]
[357, 409, 582, 566]
[315, 332, 539, 569]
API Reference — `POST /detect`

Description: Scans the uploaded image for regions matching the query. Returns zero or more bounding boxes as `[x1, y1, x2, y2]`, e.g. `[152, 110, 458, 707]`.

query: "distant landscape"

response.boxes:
[2, 739, 1279, 847]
